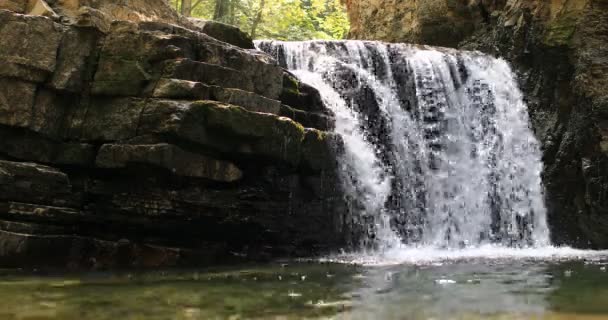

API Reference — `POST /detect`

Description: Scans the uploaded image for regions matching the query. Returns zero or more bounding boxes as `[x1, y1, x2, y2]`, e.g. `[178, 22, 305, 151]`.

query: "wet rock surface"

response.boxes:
[0, 8, 347, 269]
[188, 18, 255, 49]
[345, 0, 608, 248]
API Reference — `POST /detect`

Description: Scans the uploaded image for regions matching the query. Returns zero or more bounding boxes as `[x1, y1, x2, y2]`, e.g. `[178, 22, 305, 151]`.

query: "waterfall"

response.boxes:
[256, 40, 550, 251]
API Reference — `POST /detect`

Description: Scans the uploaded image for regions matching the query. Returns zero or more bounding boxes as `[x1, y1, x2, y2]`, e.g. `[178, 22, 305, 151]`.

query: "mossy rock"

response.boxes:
[279, 74, 326, 113]
[139, 100, 307, 167]
[279, 104, 334, 131]
[282, 73, 301, 95]
[300, 129, 338, 173]
[92, 56, 152, 96]
[195, 101, 306, 166]
[151, 78, 211, 100]
[544, 16, 579, 47]
[189, 18, 255, 49]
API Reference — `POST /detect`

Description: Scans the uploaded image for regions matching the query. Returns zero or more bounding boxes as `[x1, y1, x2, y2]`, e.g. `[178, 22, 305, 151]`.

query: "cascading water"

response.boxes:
[256, 40, 550, 252]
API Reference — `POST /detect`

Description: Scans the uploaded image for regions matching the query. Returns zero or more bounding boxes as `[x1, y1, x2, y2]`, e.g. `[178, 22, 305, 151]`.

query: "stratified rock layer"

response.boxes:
[344, 0, 506, 47]
[0, 8, 347, 269]
[344, 0, 608, 248]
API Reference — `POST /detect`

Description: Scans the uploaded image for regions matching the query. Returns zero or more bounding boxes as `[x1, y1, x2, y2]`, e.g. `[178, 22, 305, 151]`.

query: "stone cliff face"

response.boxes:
[5, 0, 183, 23]
[344, 0, 506, 47]
[0, 4, 348, 269]
[344, 0, 608, 248]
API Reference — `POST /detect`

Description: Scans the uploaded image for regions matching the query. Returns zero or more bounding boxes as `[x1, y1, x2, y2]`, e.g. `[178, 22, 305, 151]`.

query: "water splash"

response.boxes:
[320, 246, 608, 266]
[256, 40, 550, 252]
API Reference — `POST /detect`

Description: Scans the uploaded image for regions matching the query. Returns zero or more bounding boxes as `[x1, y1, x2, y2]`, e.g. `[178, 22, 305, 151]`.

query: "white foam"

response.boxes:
[257, 40, 552, 251]
[322, 246, 608, 266]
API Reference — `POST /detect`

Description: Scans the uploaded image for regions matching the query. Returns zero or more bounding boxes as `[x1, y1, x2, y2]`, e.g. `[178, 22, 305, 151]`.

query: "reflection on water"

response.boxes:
[1, 254, 608, 319]
[348, 259, 608, 319]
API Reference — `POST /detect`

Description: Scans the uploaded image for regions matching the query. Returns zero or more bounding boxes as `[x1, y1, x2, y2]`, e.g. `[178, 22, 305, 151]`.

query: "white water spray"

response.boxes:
[256, 40, 550, 253]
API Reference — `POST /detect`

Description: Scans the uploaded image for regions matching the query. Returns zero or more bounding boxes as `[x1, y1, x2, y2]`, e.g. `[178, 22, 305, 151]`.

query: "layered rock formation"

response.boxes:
[344, 0, 507, 47]
[0, 5, 347, 268]
[344, 0, 608, 248]
[6, 0, 183, 23]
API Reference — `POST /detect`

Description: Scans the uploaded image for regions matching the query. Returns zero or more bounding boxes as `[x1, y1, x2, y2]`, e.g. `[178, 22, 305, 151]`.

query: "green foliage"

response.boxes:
[171, 0, 349, 40]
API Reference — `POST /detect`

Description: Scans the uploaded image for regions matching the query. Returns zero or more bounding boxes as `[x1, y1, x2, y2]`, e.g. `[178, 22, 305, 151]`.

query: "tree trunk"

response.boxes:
[181, 0, 192, 16]
[213, 0, 229, 21]
[228, 0, 236, 24]
[250, 0, 265, 39]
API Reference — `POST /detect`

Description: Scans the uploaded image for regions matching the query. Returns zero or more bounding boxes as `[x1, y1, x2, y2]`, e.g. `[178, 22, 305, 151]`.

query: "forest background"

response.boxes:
[171, 0, 350, 40]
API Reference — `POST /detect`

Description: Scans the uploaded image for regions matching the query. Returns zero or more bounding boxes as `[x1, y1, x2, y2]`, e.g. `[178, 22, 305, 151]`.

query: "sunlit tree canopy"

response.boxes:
[171, 0, 350, 40]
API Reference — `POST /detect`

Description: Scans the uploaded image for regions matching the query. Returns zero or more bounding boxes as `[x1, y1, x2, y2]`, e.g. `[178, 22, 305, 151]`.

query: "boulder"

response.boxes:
[189, 18, 255, 49]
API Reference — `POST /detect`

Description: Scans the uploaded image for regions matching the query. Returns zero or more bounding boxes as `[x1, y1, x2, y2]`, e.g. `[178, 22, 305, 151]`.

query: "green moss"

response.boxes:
[92, 56, 151, 95]
[307, 128, 327, 142]
[283, 74, 301, 95]
[279, 104, 297, 119]
[197, 101, 271, 138]
[601, 140, 608, 154]
[543, 15, 580, 47]
[300, 129, 333, 172]
[256, 116, 306, 166]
